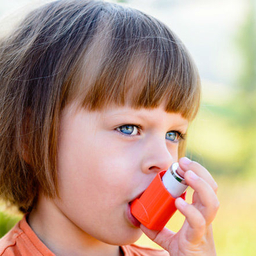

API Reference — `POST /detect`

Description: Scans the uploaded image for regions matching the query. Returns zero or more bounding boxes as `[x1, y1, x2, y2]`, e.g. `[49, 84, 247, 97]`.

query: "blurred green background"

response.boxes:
[0, 0, 255, 255]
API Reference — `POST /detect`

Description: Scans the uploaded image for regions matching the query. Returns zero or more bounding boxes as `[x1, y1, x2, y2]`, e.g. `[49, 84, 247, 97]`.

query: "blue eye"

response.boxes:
[166, 131, 183, 142]
[116, 125, 139, 136]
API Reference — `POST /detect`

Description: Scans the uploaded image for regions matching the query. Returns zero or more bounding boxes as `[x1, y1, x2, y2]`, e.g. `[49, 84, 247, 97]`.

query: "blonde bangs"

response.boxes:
[68, 9, 201, 122]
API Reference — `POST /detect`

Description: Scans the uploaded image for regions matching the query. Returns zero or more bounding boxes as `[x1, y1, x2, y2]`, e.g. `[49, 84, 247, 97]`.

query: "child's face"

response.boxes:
[55, 103, 188, 245]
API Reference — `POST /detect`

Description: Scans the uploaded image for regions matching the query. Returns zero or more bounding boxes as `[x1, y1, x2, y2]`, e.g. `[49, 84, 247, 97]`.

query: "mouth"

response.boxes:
[126, 191, 145, 228]
[127, 202, 141, 228]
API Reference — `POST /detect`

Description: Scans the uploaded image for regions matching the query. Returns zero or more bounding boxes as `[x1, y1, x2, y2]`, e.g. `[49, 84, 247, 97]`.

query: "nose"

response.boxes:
[141, 136, 176, 174]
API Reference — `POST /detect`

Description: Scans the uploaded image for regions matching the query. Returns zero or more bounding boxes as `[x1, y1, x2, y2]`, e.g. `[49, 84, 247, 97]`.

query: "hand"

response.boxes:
[140, 157, 219, 256]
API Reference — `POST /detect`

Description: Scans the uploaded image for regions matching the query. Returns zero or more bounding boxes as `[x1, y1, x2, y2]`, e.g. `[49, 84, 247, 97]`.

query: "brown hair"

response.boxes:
[0, 0, 200, 213]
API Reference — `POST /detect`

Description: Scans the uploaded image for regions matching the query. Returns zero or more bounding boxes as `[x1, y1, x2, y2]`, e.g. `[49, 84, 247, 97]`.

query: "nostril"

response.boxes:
[148, 166, 161, 172]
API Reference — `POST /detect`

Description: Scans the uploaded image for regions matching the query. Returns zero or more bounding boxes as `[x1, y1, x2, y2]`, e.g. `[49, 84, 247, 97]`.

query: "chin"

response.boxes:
[102, 227, 143, 246]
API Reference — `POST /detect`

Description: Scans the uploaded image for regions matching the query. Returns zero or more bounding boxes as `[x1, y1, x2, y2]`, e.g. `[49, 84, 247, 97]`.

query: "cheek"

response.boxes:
[57, 136, 137, 206]
[167, 143, 179, 160]
[56, 120, 144, 207]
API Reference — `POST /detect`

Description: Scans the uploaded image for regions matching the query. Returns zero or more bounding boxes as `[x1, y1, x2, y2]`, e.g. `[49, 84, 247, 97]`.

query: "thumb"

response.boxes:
[140, 224, 176, 252]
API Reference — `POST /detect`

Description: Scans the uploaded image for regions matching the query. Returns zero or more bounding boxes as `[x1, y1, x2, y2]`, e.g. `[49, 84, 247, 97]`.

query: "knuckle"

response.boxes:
[214, 199, 220, 211]
[198, 217, 206, 229]
[212, 181, 218, 194]
[209, 197, 220, 214]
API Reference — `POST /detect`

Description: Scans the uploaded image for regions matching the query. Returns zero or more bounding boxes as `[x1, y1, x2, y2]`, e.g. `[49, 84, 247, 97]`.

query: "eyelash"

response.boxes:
[116, 124, 142, 136]
[167, 130, 186, 143]
[115, 125, 186, 142]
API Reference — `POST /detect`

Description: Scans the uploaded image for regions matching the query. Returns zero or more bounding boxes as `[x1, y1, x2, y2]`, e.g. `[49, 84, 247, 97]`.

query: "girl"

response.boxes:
[0, 0, 219, 255]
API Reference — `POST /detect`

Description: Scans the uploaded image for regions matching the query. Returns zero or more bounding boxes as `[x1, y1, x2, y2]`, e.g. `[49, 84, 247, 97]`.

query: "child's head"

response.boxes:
[0, 0, 200, 215]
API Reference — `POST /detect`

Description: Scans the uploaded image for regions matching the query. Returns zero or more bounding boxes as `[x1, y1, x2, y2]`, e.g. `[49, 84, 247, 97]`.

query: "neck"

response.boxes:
[28, 195, 121, 256]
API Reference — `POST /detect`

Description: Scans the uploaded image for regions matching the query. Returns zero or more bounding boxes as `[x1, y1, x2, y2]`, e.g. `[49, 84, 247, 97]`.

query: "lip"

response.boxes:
[127, 203, 141, 228]
[126, 190, 145, 228]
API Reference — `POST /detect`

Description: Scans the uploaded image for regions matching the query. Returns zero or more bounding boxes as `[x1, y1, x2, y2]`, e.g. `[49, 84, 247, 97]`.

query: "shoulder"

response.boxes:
[121, 244, 169, 256]
[0, 215, 54, 256]
[0, 221, 22, 256]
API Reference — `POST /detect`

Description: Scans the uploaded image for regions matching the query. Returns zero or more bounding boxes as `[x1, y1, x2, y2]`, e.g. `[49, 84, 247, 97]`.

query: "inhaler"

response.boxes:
[131, 163, 188, 231]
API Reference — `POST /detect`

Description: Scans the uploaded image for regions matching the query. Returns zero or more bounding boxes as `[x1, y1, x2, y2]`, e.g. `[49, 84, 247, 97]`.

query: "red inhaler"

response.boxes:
[130, 163, 188, 231]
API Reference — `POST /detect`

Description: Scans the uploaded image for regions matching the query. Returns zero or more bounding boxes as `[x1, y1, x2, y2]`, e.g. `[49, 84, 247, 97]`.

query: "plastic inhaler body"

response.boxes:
[130, 163, 188, 231]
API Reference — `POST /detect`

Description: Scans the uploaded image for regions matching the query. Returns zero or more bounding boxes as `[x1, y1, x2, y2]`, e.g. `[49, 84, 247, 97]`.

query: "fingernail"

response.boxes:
[176, 197, 187, 208]
[176, 167, 185, 178]
[188, 170, 198, 181]
[180, 157, 191, 165]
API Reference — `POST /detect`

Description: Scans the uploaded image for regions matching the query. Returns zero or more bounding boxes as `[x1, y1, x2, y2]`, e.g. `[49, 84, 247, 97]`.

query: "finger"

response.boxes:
[179, 157, 218, 193]
[175, 197, 206, 244]
[185, 170, 220, 224]
[140, 225, 176, 252]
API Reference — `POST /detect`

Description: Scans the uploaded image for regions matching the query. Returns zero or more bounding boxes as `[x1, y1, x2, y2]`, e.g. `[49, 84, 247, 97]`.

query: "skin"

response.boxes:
[28, 103, 219, 256]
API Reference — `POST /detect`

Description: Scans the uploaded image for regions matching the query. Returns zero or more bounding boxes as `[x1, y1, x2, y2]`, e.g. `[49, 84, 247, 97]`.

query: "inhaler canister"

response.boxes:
[131, 163, 188, 231]
[162, 162, 188, 198]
